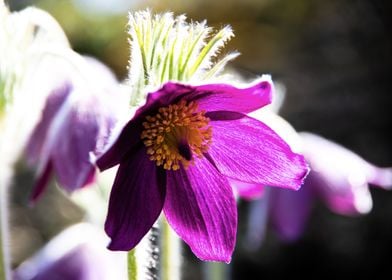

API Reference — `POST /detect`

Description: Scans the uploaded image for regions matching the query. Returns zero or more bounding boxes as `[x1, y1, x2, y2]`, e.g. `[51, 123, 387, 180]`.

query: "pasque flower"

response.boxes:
[97, 10, 307, 263]
[269, 132, 392, 241]
[245, 118, 392, 245]
[1, 2, 124, 201]
[97, 77, 309, 262]
[241, 112, 392, 247]
[13, 223, 127, 280]
[25, 56, 123, 201]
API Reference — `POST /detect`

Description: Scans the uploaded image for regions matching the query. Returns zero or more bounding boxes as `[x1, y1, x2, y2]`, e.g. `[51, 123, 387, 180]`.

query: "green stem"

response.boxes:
[161, 218, 170, 280]
[160, 217, 181, 280]
[128, 249, 137, 280]
[126, 224, 160, 280]
[0, 179, 10, 280]
[203, 262, 230, 280]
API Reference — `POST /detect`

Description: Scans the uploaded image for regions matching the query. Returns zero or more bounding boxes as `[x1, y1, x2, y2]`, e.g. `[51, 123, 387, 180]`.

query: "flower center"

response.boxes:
[141, 100, 212, 170]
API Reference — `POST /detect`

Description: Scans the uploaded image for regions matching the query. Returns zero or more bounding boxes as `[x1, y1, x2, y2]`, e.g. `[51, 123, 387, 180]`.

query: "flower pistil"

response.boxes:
[141, 100, 212, 170]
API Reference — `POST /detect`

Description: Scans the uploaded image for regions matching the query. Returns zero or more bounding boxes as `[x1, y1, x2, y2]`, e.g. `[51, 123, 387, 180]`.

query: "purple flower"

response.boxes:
[249, 132, 392, 244]
[25, 57, 122, 201]
[298, 132, 392, 215]
[13, 223, 127, 280]
[97, 77, 308, 262]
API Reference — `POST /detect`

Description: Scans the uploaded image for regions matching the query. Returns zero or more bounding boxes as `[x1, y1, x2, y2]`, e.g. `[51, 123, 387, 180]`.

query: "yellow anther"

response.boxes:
[141, 100, 212, 170]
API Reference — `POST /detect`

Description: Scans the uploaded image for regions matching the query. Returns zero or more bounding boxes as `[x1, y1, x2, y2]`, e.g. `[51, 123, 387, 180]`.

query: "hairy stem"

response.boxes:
[160, 217, 181, 280]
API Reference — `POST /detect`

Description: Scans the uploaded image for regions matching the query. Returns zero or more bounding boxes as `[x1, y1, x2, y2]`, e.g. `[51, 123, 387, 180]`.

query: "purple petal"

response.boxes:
[205, 111, 245, 121]
[368, 167, 392, 189]
[190, 77, 273, 113]
[313, 171, 372, 215]
[164, 156, 237, 263]
[96, 119, 143, 171]
[105, 148, 166, 251]
[25, 83, 72, 165]
[146, 78, 272, 114]
[299, 132, 386, 215]
[29, 244, 104, 280]
[230, 179, 265, 200]
[50, 95, 100, 191]
[269, 184, 314, 242]
[208, 115, 309, 190]
[49, 87, 120, 191]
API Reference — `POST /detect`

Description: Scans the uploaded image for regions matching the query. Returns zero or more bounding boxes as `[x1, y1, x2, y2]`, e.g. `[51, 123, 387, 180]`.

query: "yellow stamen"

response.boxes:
[141, 100, 212, 170]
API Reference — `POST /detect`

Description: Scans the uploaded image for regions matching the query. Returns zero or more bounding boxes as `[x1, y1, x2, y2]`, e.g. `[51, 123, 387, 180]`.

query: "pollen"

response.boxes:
[141, 100, 212, 170]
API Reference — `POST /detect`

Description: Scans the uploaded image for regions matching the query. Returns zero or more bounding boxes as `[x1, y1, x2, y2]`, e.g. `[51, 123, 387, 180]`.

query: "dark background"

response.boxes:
[7, 0, 392, 279]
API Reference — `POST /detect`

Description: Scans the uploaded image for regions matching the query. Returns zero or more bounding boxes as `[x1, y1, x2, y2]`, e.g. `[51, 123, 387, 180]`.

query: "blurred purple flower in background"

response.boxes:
[247, 129, 392, 246]
[299, 132, 392, 215]
[13, 223, 127, 280]
[25, 56, 124, 201]
[270, 132, 392, 241]
[97, 77, 309, 262]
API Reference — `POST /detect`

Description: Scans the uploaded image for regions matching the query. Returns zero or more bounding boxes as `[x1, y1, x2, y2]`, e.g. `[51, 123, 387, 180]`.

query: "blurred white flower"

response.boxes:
[0, 2, 70, 166]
